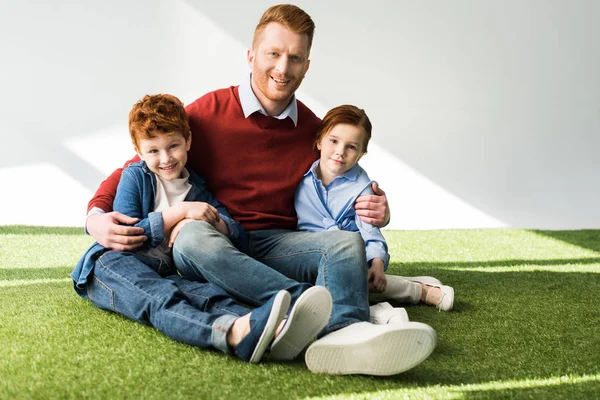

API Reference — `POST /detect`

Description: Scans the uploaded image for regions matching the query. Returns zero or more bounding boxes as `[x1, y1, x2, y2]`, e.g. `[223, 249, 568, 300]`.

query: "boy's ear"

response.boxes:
[186, 134, 192, 151]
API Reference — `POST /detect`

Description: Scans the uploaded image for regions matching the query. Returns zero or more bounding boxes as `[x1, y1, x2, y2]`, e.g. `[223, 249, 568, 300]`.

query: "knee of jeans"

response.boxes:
[173, 221, 215, 253]
[325, 230, 367, 264]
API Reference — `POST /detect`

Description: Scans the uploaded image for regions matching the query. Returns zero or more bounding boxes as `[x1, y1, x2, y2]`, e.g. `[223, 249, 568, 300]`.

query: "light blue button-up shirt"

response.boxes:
[238, 73, 299, 126]
[294, 160, 390, 270]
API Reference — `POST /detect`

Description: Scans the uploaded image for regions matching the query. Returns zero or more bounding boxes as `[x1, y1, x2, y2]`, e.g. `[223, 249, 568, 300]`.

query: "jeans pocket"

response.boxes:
[88, 275, 115, 312]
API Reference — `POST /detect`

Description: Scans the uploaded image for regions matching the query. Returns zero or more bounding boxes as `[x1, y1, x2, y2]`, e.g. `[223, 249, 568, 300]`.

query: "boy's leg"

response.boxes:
[87, 251, 240, 355]
[248, 229, 370, 334]
[172, 221, 311, 307]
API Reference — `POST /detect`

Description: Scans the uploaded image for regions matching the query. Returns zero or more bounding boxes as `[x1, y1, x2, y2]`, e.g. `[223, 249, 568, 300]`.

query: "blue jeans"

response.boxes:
[173, 222, 369, 333]
[87, 250, 250, 355]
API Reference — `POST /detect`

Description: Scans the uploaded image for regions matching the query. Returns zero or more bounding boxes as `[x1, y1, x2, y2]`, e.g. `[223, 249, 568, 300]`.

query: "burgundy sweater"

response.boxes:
[88, 86, 321, 231]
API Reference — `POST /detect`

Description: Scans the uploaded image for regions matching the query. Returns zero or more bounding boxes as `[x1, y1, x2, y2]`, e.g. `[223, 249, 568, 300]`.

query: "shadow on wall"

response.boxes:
[0, 0, 179, 193]
[190, 0, 600, 229]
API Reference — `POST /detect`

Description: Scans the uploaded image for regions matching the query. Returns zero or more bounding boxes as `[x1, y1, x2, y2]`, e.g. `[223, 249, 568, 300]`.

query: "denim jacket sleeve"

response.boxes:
[113, 166, 165, 248]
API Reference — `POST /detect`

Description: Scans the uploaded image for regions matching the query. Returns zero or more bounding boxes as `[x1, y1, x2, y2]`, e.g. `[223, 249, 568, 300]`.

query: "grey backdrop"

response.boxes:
[1, 0, 598, 229]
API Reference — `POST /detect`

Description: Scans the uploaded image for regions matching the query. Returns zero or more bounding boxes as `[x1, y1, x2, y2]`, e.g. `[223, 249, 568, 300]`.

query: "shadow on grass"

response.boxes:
[531, 229, 600, 254]
[0, 225, 84, 236]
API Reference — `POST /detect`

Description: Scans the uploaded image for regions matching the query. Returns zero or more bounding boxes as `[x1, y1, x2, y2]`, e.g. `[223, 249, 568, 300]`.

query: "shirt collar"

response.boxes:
[306, 160, 362, 182]
[238, 73, 298, 126]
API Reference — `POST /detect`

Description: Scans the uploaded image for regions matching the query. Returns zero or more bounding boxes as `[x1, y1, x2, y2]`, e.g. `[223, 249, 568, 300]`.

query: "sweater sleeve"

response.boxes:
[87, 155, 140, 213]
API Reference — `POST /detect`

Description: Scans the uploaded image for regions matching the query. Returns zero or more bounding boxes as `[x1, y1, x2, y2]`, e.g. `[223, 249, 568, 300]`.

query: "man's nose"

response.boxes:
[275, 57, 289, 75]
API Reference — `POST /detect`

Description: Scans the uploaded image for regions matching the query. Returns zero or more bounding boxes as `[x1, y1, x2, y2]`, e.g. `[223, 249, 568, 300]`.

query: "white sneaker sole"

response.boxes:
[249, 291, 291, 363]
[270, 286, 332, 360]
[305, 322, 437, 375]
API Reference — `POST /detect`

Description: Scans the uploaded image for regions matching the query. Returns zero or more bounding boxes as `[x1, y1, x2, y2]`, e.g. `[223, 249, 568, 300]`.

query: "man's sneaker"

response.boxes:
[369, 302, 409, 324]
[305, 321, 437, 376]
[233, 290, 290, 363]
[270, 286, 332, 360]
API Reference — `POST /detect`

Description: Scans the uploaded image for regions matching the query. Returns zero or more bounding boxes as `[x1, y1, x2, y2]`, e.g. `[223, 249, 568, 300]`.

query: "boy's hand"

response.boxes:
[183, 202, 221, 225]
[86, 212, 146, 251]
[368, 259, 387, 293]
[355, 182, 390, 227]
[168, 218, 195, 247]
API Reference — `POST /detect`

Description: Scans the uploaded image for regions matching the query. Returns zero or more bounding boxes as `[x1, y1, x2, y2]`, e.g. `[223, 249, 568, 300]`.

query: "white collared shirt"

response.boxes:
[237, 73, 299, 126]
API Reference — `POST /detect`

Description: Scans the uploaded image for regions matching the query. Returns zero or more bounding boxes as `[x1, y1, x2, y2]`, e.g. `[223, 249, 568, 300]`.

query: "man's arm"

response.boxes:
[86, 156, 147, 251]
[354, 182, 391, 227]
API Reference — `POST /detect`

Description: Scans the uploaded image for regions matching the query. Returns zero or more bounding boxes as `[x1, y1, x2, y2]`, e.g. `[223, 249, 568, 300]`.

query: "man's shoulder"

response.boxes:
[186, 86, 240, 114]
[296, 99, 321, 125]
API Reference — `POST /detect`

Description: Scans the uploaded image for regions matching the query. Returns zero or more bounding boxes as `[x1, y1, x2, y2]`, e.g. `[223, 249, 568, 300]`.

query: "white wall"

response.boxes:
[1, 0, 598, 229]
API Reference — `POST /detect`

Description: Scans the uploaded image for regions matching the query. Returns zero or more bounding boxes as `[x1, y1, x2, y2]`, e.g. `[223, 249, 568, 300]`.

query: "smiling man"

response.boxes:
[85, 4, 435, 376]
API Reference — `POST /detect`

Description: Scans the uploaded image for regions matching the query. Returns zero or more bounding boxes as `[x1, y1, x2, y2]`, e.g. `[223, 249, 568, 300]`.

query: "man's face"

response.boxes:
[248, 22, 310, 115]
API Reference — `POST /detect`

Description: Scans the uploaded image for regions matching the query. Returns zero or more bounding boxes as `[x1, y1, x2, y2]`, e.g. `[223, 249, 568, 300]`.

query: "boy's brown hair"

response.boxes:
[315, 105, 372, 152]
[128, 94, 190, 150]
[253, 4, 315, 55]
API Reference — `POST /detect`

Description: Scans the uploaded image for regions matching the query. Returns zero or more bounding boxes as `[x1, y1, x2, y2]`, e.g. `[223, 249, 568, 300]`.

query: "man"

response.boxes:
[86, 4, 436, 375]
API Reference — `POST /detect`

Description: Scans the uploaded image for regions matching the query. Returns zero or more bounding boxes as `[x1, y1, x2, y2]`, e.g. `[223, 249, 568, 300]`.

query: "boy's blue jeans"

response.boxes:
[173, 222, 369, 333]
[87, 250, 249, 355]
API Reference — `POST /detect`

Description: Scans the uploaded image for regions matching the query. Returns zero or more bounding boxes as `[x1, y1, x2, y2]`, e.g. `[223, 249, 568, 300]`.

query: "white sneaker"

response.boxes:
[305, 321, 437, 376]
[270, 286, 332, 360]
[369, 302, 409, 324]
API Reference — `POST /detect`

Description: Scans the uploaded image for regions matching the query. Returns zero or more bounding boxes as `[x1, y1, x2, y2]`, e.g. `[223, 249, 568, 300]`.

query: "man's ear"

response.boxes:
[247, 49, 255, 69]
[186, 134, 192, 151]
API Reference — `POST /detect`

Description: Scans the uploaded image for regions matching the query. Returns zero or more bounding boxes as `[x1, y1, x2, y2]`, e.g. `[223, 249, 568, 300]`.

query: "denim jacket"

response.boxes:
[71, 161, 245, 298]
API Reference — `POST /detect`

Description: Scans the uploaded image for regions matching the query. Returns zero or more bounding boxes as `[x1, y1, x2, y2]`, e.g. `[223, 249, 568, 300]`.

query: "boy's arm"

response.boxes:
[356, 218, 391, 271]
[113, 167, 164, 248]
[86, 155, 146, 251]
[354, 182, 391, 227]
[354, 185, 390, 271]
[187, 170, 242, 241]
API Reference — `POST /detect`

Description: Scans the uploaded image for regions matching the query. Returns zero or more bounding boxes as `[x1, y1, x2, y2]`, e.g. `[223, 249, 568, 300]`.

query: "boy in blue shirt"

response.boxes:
[72, 94, 331, 363]
[295, 105, 454, 320]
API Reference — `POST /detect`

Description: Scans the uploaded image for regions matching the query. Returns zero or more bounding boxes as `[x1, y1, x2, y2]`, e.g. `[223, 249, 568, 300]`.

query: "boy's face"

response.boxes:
[135, 132, 191, 181]
[247, 22, 310, 114]
[317, 124, 366, 179]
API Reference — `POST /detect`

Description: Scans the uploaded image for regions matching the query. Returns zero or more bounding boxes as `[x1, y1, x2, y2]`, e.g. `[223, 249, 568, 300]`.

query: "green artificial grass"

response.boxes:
[1, 225, 599, 399]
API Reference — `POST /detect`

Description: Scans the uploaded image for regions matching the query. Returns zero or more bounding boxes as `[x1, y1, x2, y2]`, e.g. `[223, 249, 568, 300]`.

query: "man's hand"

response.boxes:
[368, 259, 387, 293]
[86, 212, 146, 251]
[355, 182, 390, 227]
